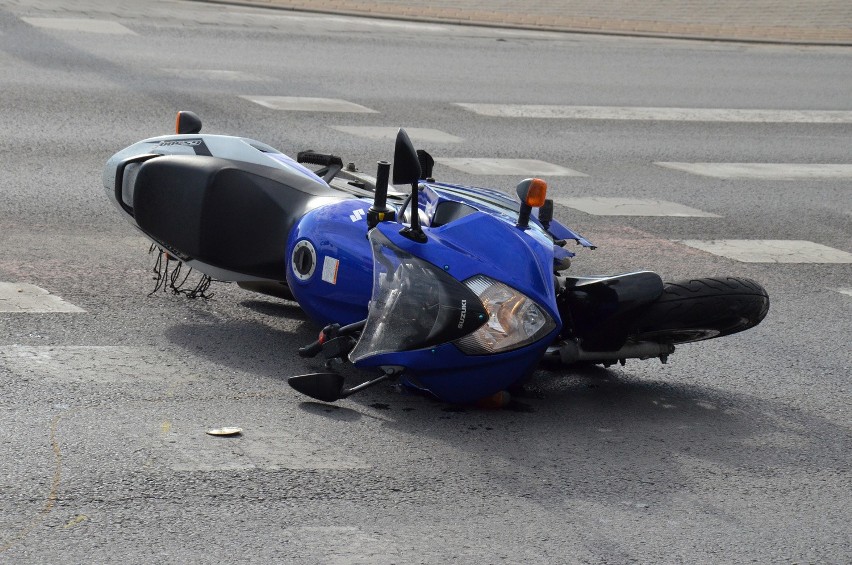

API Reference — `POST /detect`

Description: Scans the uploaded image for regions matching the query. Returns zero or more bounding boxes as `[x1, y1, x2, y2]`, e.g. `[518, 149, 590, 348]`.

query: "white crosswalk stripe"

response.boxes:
[455, 103, 852, 123]
[435, 158, 587, 176]
[0, 346, 174, 384]
[552, 197, 720, 217]
[22, 17, 136, 35]
[655, 162, 852, 180]
[331, 126, 462, 143]
[162, 426, 371, 471]
[676, 240, 852, 263]
[239, 96, 377, 113]
[163, 69, 275, 82]
[0, 283, 85, 313]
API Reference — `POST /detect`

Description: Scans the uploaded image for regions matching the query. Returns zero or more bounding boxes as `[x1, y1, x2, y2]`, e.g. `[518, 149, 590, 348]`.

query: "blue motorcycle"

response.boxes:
[104, 112, 769, 405]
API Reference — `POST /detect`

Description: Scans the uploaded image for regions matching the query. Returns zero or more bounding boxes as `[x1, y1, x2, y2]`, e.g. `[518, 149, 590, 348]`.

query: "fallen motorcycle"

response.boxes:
[103, 112, 769, 404]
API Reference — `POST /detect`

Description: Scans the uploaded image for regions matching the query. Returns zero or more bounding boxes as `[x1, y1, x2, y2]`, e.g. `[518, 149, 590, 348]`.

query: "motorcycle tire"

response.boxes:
[627, 277, 769, 345]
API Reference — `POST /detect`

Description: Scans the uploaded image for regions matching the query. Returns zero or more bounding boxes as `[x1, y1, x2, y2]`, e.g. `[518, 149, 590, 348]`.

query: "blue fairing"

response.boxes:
[285, 200, 374, 326]
[351, 214, 562, 403]
[424, 181, 595, 249]
[376, 212, 560, 315]
[367, 341, 551, 404]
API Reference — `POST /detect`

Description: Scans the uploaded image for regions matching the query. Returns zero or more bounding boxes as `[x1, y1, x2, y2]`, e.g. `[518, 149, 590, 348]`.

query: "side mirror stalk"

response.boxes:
[392, 129, 427, 243]
[399, 182, 427, 243]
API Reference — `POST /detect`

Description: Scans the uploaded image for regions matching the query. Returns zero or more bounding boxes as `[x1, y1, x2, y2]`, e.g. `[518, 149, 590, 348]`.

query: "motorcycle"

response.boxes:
[103, 111, 769, 405]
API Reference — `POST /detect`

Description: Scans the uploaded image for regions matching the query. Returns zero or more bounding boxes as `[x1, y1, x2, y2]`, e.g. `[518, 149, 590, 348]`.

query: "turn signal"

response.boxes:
[525, 178, 547, 207]
[175, 110, 202, 134]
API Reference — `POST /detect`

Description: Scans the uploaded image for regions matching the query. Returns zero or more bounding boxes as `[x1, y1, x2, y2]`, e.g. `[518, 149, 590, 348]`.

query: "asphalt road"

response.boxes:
[1, 1, 850, 563]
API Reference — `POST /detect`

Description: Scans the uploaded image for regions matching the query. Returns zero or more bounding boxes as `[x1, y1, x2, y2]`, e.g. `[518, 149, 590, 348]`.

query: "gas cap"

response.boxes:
[291, 240, 317, 281]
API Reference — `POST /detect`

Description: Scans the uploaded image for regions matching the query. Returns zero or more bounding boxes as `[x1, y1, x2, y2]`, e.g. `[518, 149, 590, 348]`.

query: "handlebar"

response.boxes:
[297, 320, 367, 358]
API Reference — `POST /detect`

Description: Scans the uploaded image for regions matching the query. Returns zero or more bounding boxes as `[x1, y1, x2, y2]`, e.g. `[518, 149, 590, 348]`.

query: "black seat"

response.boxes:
[133, 155, 349, 280]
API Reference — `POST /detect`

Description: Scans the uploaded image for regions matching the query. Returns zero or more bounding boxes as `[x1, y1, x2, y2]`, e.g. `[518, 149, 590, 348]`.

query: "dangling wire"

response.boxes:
[148, 244, 167, 296]
[148, 244, 215, 299]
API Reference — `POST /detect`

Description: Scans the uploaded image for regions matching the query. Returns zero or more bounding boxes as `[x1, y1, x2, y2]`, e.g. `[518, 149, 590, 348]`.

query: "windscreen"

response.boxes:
[349, 230, 486, 364]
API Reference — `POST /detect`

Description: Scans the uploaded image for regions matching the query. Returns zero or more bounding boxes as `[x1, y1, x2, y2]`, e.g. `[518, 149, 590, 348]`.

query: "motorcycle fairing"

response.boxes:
[384, 211, 559, 316]
[349, 213, 562, 402]
[347, 229, 490, 361]
[422, 181, 595, 249]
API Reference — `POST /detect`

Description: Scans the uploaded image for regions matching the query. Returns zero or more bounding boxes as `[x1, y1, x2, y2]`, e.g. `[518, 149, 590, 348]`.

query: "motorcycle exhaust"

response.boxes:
[554, 340, 675, 365]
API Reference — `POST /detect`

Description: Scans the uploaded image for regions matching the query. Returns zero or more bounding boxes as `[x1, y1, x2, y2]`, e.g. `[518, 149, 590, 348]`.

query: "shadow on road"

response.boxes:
[162, 312, 849, 507]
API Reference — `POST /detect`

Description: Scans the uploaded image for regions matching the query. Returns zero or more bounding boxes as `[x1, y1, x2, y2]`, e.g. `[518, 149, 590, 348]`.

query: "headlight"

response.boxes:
[454, 275, 556, 355]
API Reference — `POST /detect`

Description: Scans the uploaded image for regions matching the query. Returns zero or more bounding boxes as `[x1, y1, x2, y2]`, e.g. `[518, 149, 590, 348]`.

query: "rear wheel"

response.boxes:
[627, 277, 769, 345]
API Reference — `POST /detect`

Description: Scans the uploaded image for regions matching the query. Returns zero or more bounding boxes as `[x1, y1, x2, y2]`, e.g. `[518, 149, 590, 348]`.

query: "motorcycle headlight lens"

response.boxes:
[454, 275, 555, 355]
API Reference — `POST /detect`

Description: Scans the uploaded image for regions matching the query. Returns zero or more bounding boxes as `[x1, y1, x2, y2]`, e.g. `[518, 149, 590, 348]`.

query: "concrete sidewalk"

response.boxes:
[198, 0, 852, 45]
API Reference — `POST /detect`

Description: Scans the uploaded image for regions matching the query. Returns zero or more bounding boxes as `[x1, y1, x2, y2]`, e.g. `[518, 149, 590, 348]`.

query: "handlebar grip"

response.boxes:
[297, 151, 343, 167]
[298, 341, 323, 358]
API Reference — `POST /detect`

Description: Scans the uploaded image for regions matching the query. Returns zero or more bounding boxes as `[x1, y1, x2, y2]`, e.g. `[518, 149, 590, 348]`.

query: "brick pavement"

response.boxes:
[197, 0, 852, 45]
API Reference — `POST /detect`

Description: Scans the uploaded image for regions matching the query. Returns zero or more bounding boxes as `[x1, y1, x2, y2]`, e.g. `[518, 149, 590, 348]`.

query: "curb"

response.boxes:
[196, 0, 852, 47]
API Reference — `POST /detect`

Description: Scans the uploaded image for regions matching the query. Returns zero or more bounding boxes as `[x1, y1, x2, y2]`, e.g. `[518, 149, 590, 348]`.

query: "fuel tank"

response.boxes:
[285, 200, 376, 326]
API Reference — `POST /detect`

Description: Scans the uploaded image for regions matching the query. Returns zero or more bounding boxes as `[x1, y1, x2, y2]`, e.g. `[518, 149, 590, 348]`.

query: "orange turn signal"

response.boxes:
[525, 178, 547, 207]
[174, 110, 202, 135]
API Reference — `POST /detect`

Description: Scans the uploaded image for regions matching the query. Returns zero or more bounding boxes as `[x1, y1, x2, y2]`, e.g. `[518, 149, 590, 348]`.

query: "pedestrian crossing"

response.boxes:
[9, 14, 852, 273]
[330, 126, 463, 144]
[22, 17, 137, 35]
[0, 283, 85, 313]
[656, 163, 852, 180]
[162, 68, 275, 82]
[238, 95, 378, 113]
[676, 240, 852, 264]
[454, 103, 852, 124]
[549, 197, 720, 218]
[434, 158, 587, 177]
[239, 92, 852, 267]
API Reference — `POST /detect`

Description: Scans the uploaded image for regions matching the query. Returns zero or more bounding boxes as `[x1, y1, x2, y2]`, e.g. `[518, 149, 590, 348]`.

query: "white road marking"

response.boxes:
[162, 68, 274, 82]
[0, 346, 191, 384]
[239, 95, 377, 113]
[163, 428, 370, 471]
[331, 126, 462, 143]
[655, 162, 852, 180]
[435, 158, 587, 176]
[552, 197, 720, 217]
[455, 104, 852, 123]
[835, 288, 852, 297]
[676, 240, 852, 263]
[22, 17, 136, 35]
[0, 283, 85, 313]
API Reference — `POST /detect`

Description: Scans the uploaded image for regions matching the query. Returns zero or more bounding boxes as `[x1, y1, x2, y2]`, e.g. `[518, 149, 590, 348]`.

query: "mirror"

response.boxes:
[392, 128, 421, 185]
[288, 373, 345, 402]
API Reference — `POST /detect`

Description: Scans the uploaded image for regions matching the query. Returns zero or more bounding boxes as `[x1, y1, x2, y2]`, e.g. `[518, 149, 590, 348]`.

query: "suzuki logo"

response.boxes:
[458, 299, 467, 328]
[349, 209, 365, 222]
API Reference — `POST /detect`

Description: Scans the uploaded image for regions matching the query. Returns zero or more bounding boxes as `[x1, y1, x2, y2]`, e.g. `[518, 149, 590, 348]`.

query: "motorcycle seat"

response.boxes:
[132, 155, 349, 279]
